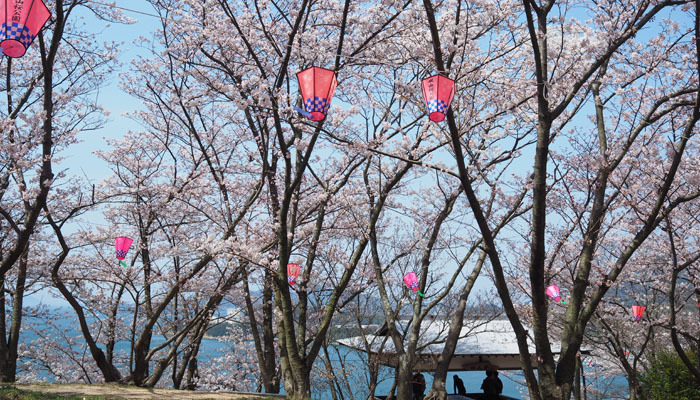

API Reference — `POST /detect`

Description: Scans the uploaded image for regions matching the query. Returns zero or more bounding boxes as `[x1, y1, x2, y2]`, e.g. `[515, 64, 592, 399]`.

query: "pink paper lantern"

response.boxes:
[115, 237, 133, 261]
[545, 284, 562, 303]
[421, 74, 455, 122]
[287, 263, 301, 285]
[0, 0, 50, 58]
[403, 272, 424, 297]
[296, 66, 337, 121]
[631, 305, 645, 322]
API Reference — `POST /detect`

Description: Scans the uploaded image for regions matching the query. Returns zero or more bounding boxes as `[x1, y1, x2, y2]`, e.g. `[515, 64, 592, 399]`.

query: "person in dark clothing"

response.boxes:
[411, 372, 426, 400]
[453, 374, 467, 396]
[480, 370, 503, 400]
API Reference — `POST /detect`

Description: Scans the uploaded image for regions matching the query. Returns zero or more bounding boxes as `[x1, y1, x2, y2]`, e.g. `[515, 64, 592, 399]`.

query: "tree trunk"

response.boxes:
[0, 274, 7, 382]
[628, 373, 640, 400]
[396, 356, 414, 400]
[278, 305, 295, 397]
[173, 337, 196, 389]
[321, 345, 339, 400]
[427, 252, 486, 400]
[175, 320, 207, 389]
[573, 358, 581, 400]
[133, 224, 154, 385]
[386, 367, 399, 400]
[129, 296, 139, 376]
[52, 255, 122, 382]
[143, 266, 242, 388]
[132, 323, 153, 385]
[244, 267, 279, 393]
[289, 360, 312, 398]
[3, 248, 28, 382]
[0, 247, 28, 382]
[185, 357, 199, 390]
[106, 283, 125, 366]
[171, 292, 180, 388]
[45, 205, 122, 383]
[276, 296, 311, 399]
[368, 353, 380, 399]
[143, 326, 191, 388]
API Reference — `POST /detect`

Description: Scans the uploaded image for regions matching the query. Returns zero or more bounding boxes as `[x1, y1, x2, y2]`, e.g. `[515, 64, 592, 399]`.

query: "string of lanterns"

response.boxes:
[4, 1, 682, 324]
[547, 283, 649, 322]
[1, 1, 456, 123]
[295, 65, 455, 123]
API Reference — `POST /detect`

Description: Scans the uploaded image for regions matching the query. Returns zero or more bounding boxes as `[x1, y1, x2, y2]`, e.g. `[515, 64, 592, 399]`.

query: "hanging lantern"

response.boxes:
[403, 272, 425, 297]
[421, 74, 455, 122]
[0, 0, 50, 58]
[631, 305, 645, 321]
[115, 237, 133, 267]
[545, 284, 566, 304]
[295, 66, 337, 121]
[287, 263, 301, 285]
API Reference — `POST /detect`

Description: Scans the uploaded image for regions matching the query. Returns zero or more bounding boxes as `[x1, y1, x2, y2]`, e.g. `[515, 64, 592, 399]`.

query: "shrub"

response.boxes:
[639, 351, 700, 400]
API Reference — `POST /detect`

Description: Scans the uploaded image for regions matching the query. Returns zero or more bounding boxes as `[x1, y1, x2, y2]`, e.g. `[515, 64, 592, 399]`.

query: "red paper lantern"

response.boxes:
[0, 0, 50, 58]
[115, 237, 133, 260]
[631, 305, 645, 321]
[545, 284, 561, 302]
[403, 272, 424, 297]
[296, 66, 337, 121]
[287, 263, 301, 285]
[421, 74, 455, 122]
[115, 236, 133, 267]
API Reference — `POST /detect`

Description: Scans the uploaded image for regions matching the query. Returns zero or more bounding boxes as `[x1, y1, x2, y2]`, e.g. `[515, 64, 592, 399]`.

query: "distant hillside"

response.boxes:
[205, 322, 233, 338]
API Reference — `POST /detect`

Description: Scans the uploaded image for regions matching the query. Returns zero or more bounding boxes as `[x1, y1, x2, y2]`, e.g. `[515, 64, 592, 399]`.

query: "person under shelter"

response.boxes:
[453, 374, 467, 396]
[411, 372, 426, 400]
[480, 369, 503, 400]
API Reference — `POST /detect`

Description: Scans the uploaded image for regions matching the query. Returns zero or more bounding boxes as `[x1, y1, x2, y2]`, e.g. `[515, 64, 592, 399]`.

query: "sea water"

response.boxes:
[17, 313, 626, 399]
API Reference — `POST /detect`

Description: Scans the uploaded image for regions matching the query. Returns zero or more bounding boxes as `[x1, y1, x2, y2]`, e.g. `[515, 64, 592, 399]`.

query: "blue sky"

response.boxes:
[62, 1, 159, 184]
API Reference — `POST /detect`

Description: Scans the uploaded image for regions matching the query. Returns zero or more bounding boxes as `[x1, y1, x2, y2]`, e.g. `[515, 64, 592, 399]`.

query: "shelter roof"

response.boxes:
[337, 318, 587, 371]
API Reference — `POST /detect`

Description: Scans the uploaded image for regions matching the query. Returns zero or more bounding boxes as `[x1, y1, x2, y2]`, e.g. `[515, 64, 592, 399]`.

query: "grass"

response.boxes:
[0, 384, 101, 399]
[0, 383, 288, 400]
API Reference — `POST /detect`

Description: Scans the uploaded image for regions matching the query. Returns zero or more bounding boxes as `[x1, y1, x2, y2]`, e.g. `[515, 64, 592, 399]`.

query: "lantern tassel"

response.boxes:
[417, 290, 425, 297]
[119, 260, 127, 267]
[294, 106, 312, 119]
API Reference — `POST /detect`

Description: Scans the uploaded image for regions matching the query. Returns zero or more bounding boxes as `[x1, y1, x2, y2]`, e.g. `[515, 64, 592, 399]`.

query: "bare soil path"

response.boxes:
[12, 383, 285, 400]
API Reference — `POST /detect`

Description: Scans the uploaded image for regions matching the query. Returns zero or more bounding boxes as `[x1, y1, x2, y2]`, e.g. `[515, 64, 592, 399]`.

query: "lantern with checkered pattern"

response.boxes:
[115, 236, 133, 267]
[631, 305, 645, 322]
[296, 66, 337, 121]
[287, 263, 301, 285]
[0, 0, 50, 58]
[421, 74, 455, 122]
[403, 272, 425, 297]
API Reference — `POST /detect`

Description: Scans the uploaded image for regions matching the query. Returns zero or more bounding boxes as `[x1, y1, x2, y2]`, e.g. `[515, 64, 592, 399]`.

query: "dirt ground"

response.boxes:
[13, 383, 285, 400]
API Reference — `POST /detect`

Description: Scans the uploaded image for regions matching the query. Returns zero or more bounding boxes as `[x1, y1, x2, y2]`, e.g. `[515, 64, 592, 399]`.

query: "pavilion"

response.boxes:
[337, 318, 587, 399]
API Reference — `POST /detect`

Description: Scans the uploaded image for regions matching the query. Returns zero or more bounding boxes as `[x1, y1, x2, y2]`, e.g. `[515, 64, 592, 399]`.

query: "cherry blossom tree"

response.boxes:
[131, 0, 435, 397]
[45, 98, 260, 385]
[583, 207, 700, 399]
[420, 0, 700, 399]
[2, 1, 697, 398]
[0, 0, 120, 382]
[664, 210, 700, 383]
